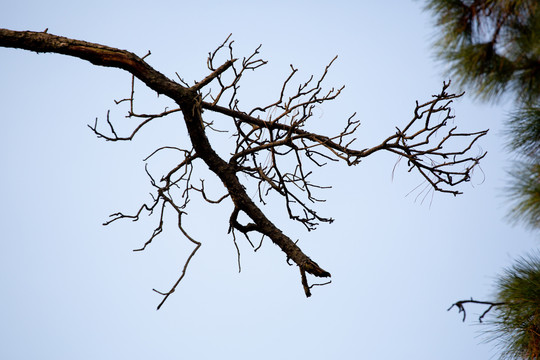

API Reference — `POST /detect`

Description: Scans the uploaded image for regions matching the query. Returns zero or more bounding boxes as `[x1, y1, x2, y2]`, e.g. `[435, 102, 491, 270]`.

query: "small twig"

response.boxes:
[192, 59, 237, 92]
[300, 268, 311, 297]
[154, 210, 202, 310]
[448, 298, 506, 323]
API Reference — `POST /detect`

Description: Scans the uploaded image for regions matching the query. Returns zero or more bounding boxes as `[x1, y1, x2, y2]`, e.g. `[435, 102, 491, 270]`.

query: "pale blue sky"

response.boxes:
[1, 1, 537, 359]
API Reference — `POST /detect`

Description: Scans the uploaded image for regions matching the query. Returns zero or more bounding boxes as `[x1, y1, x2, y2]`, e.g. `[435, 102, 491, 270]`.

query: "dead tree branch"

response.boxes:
[0, 28, 488, 308]
[448, 298, 506, 322]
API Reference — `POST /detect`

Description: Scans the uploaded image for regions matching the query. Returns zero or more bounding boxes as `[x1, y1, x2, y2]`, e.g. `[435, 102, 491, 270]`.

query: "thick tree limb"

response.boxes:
[0, 28, 194, 104]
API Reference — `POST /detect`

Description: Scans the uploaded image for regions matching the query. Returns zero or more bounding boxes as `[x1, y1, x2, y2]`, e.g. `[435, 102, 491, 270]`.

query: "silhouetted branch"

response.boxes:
[153, 204, 201, 310]
[0, 28, 489, 308]
[448, 298, 506, 323]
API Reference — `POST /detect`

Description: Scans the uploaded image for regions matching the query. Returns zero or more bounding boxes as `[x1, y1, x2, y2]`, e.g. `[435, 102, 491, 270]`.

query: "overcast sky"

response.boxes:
[1, 1, 538, 359]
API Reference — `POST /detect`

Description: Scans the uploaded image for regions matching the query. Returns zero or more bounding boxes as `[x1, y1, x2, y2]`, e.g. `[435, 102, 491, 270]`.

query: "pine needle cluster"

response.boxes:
[488, 253, 540, 359]
[426, 0, 539, 103]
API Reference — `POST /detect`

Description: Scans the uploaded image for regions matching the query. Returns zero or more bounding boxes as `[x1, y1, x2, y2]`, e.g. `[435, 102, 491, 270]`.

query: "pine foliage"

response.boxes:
[489, 253, 540, 359]
[506, 107, 540, 229]
[426, 0, 540, 229]
[426, 0, 540, 103]
[426, 2, 540, 358]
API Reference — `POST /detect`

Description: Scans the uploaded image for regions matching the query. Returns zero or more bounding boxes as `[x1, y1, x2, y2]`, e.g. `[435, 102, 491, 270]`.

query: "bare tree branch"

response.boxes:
[0, 28, 489, 308]
[448, 298, 506, 323]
